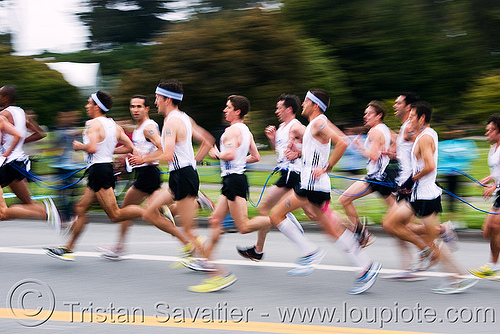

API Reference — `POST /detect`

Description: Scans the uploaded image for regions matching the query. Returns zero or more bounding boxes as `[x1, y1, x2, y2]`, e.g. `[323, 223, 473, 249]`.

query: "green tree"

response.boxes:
[0, 47, 80, 126]
[281, 0, 486, 122]
[79, 0, 174, 48]
[116, 9, 352, 140]
[463, 71, 500, 122]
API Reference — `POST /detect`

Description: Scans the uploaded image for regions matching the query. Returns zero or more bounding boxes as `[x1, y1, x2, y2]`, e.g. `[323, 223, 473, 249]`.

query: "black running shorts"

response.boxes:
[0, 160, 28, 187]
[275, 170, 300, 189]
[294, 187, 330, 207]
[410, 196, 442, 218]
[168, 166, 199, 201]
[87, 163, 115, 192]
[132, 165, 161, 195]
[221, 173, 248, 201]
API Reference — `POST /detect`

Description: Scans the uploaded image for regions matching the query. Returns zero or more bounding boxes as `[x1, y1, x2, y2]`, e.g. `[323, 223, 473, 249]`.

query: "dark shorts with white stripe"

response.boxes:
[168, 166, 199, 201]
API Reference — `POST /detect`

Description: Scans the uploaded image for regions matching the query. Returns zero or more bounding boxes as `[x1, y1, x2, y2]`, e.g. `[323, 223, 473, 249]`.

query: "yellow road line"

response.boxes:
[0, 308, 442, 334]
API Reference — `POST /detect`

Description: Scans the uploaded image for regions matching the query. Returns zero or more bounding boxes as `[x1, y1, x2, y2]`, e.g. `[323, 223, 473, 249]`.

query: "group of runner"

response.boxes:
[0, 82, 498, 294]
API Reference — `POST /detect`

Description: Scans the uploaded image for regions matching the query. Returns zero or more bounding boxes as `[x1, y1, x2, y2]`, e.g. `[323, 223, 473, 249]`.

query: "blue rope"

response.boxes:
[441, 187, 500, 215]
[10, 163, 86, 190]
[437, 167, 486, 187]
[248, 168, 279, 207]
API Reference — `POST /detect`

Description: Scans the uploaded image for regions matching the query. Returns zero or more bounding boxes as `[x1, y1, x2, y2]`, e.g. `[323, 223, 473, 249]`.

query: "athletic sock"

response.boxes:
[277, 217, 317, 256]
[336, 229, 371, 273]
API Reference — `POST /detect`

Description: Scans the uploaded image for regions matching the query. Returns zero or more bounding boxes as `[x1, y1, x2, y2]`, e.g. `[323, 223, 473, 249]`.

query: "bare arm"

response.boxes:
[265, 125, 276, 150]
[25, 118, 46, 143]
[412, 135, 435, 181]
[73, 120, 98, 154]
[114, 125, 134, 154]
[284, 122, 306, 160]
[246, 133, 260, 164]
[191, 117, 215, 163]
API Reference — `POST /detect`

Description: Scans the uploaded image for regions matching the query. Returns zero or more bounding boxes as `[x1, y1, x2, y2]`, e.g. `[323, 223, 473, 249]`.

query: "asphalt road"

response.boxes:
[0, 219, 498, 334]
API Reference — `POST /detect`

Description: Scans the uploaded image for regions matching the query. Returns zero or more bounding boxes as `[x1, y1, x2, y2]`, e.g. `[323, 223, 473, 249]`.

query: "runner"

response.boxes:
[338, 101, 396, 247]
[97, 95, 163, 260]
[383, 101, 477, 294]
[237, 93, 306, 261]
[139, 80, 215, 275]
[469, 114, 500, 280]
[0, 85, 60, 229]
[261, 89, 381, 294]
[45, 90, 145, 261]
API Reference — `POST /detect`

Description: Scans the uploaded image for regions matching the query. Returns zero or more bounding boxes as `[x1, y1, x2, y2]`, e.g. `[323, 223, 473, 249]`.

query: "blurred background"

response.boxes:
[0, 0, 499, 227]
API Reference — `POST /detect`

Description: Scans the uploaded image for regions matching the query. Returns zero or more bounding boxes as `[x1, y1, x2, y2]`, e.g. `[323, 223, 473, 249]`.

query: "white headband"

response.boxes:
[91, 93, 109, 112]
[155, 86, 183, 101]
[306, 91, 327, 112]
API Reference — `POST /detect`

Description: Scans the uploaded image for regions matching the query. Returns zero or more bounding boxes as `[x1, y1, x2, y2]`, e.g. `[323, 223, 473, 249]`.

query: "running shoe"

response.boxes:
[286, 212, 304, 234]
[382, 271, 427, 281]
[188, 273, 237, 292]
[96, 245, 123, 261]
[197, 190, 215, 211]
[349, 262, 382, 295]
[411, 247, 433, 271]
[355, 220, 376, 248]
[236, 245, 263, 261]
[178, 242, 194, 258]
[440, 221, 459, 251]
[160, 205, 176, 226]
[44, 246, 74, 261]
[181, 258, 217, 272]
[469, 264, 500, 279]
[431, 277, 478, 294]
[44, 198, 62, 235]
[287, 248, 326, 276]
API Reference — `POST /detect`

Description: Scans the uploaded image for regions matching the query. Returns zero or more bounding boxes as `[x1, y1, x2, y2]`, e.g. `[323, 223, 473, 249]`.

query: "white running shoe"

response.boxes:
[96, 245, 123, 261]
[287, 249, 326, 276]
[197, 190, 215, 211]
[349, 262, 382, 294]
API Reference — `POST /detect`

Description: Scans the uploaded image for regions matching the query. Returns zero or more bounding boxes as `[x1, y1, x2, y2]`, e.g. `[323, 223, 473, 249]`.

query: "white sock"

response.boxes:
[336, 229, 371, 273]
[277, 217, 317, 256]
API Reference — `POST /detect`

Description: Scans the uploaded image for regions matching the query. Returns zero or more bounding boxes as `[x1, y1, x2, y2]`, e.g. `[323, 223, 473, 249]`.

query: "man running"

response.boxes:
[338, 101, 396, 247]
[383, 101, 477, 294]
[139, 80, 215, 275]
[0, 85, 60, 228]
[45, 91, 146, 260]
[97, 95, 163, 260]
[237, 93, 306, 261]
[469, 115, 500, 279]
[263, 89, 381, 294]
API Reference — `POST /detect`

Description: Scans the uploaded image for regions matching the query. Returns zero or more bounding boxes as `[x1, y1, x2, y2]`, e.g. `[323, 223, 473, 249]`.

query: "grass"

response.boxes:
[12, 137, 494, 229]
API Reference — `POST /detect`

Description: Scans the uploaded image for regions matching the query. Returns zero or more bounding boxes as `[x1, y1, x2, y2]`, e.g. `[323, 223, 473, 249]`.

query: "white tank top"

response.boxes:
[488, 144, 500, 187]
[163, 110, 195, 171]
[411, 127, 442, 200]
[300, 114, 331, 193]
[83, 117, 117, 167]
[275, 119, 302, 173]
[3, 106, 27, 163]
[396, 120, 413, 185]
[131, 119, 159, 168]
[364, 123, 391, 180]
[220, 123, 251, 177]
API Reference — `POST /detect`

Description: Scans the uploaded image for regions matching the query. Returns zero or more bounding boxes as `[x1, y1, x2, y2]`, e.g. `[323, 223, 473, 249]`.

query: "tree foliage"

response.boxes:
[116, 8, 351, 139]
[281, 0, 489, 121]
[463, 71, 500, 122]
[79, 0, 173, 48]
[0, 47, 81, 126]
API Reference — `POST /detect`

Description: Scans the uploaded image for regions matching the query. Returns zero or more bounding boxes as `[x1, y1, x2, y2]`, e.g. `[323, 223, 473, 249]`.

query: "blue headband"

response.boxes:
[91, 93, 109, 112]
[155, 86, 183, 101]
[306, 91, 327, 112]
